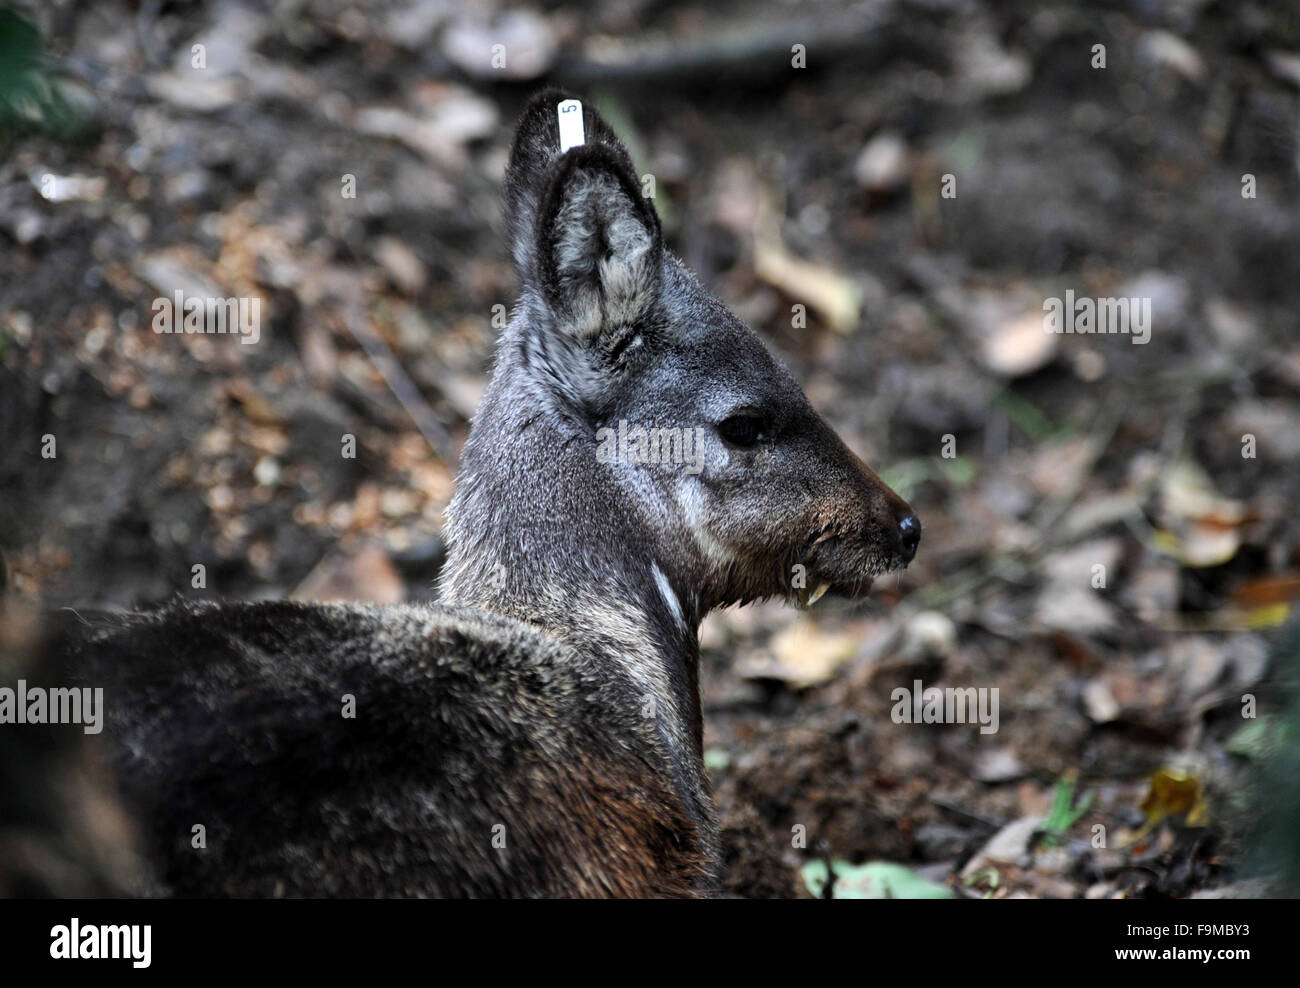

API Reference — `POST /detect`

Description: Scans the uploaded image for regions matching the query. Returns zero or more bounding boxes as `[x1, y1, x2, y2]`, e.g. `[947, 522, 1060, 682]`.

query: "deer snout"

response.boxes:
[868, 475, 920, 569]
[825, 436, 921, 577]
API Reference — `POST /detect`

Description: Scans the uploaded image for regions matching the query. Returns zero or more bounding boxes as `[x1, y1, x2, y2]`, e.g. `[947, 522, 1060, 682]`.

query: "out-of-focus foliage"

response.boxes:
[0, 7, 76, 136]
[1242, 621, 1300, 896]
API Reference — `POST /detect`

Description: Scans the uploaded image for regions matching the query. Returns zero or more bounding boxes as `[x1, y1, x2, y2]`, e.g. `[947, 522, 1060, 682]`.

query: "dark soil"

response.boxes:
[3, 0, 1299, 898]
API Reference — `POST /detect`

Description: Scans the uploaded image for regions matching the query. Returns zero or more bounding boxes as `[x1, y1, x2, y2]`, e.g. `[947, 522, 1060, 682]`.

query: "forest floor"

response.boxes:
[3, 0, 1300, 897]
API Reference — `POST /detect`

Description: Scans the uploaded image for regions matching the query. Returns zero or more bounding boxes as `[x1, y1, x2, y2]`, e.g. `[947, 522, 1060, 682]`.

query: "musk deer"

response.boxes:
[49, 90, 920, 898]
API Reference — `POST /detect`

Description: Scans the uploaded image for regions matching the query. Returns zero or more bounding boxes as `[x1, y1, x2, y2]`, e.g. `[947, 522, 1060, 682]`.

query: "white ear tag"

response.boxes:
[557, 99, 585, 152]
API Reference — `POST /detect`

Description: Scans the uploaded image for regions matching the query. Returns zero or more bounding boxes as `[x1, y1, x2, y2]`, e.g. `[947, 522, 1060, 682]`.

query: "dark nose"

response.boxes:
[897, 513, 921, 563]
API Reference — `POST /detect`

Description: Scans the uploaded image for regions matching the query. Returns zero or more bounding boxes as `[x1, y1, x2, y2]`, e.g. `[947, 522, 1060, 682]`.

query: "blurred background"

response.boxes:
[2, 0, 1299, 898]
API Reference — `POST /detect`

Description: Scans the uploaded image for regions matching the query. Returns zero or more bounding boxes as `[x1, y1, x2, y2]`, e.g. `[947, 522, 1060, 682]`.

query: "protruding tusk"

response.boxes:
[807, 581, 832, 606]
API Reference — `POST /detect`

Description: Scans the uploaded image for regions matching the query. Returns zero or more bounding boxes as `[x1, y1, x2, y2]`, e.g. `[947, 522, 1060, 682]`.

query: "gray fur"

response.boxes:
[43, 90, 920, 898]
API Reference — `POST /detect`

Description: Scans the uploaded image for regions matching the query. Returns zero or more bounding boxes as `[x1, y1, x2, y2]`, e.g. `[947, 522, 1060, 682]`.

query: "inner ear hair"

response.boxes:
[536, 144, 662, 341]
[503, 89, 636, 280]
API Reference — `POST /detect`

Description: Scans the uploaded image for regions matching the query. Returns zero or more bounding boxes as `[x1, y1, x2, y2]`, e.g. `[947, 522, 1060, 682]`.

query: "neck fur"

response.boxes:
[438, 355, 711, 787]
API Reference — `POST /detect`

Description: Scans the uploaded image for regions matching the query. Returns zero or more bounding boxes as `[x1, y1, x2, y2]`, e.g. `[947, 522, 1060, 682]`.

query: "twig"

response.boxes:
[338, 300, 456, 466]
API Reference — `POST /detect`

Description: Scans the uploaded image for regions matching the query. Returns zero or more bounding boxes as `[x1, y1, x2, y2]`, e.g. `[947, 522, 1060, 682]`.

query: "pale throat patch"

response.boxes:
[652, 561, 686, 632]
[676, 477, 735, 569]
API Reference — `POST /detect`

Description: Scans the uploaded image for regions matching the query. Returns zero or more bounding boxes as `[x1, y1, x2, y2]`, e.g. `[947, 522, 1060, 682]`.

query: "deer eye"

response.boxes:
[717, 413, 767, 448]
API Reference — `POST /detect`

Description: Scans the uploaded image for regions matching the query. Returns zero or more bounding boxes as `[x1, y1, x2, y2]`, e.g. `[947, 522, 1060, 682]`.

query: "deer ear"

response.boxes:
[534, 145, 662, 340]
[503, 91, 659, 304]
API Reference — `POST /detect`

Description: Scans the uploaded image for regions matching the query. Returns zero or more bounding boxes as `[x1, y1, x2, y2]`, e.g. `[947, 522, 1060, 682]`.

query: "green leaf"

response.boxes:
[703, 747, 731, 773]
[991, 389, 1068, 444]
[1040, 775, 1094, 845]
[1226, 715, 1276, 759]
[802, 860, 953, 899]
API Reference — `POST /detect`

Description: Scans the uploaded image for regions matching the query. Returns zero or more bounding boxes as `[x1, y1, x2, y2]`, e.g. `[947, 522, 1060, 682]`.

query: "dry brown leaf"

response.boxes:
[752, 240, 862, 333]
[980, 307, 1058, 378]
[1139, 768, 1209, 829]
[1231, 573, 1300, 608]
[738, 619, 858, 688]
